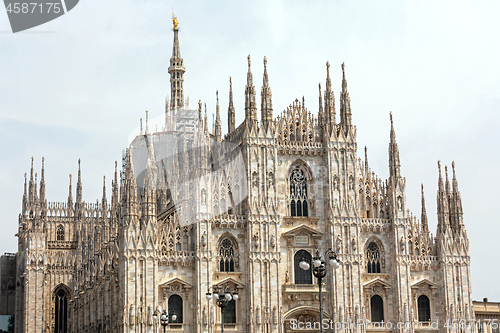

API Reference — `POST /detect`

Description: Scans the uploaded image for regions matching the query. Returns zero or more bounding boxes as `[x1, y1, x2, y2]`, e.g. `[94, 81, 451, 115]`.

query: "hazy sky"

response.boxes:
[1, 0, 499, 301]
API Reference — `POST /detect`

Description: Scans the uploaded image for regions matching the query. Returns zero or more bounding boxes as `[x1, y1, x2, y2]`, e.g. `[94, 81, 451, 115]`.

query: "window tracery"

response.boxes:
[219, 238, 237, 272]
[54, 287, 68, 333]
[56, 225, 65, 241]
[366, 242, 381, 273]
[290, 166, 308, 217]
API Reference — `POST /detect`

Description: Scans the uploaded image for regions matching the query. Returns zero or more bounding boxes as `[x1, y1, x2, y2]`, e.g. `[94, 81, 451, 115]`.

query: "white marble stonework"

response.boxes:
[13, 18, 474, 333]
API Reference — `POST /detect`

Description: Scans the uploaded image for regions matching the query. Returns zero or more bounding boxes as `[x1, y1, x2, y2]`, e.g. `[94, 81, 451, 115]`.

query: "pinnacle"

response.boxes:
[30, 156, 34, 180]
[78, 158, 81, 182]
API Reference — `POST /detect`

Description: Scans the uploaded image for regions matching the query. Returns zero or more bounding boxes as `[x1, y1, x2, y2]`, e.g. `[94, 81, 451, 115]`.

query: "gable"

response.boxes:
[282, 224, 322, 238]
[159, 277, 192, 292]
[411, 278, 437, 290]
[215, 276, 244, 288]
[363, 277, 391, 289]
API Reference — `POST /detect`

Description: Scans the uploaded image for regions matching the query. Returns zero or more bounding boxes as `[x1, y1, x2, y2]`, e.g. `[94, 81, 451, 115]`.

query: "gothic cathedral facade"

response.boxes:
[14, 19, 474, 333]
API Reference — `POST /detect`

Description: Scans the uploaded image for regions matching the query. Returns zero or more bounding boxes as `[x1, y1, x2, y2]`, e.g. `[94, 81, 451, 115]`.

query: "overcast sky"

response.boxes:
[1, 0, 499, 301]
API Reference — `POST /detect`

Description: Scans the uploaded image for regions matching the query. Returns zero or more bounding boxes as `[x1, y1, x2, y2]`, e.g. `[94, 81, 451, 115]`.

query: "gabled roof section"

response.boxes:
[159, 277, 192, 289]
[282, 224, 322, 238]
[214, 276, 244, 288]
[411, 278, 437, 289]
[363, 277, 391, 289]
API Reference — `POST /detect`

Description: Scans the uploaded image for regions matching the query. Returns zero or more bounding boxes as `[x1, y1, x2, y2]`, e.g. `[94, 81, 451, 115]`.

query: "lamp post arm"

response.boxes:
[325, 248, 338, 260]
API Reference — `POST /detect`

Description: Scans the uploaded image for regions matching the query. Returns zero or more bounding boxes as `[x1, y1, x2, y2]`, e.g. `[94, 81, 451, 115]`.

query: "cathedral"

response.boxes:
[11, 17, 475, 333]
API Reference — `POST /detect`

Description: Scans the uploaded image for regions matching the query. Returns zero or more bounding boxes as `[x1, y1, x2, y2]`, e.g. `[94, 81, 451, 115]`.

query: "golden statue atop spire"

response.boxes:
[172, 13, 179, 30]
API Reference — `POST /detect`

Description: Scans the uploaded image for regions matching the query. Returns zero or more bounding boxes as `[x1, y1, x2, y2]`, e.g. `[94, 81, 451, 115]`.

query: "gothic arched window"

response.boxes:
[290, 166, 308, 217]
[366, 242, 381, 273]
[219, 238, 236, 272]
[55, 288, 68, 333]
[294, 250, 312, 284]
[56, 225, 65, 241]
[224, 299, 236, 324]
[418, 295, 431, 322]
[168, 294, 183, 323]
[370, 295, 384, 322]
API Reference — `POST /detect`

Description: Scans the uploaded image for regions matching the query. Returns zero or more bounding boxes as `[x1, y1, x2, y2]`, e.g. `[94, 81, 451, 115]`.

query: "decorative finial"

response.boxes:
[342, 62, 345, 73]
[326, 61, 330, 70]
[230, 76, 232, 85]
[247, 55, 251, 68]
[172, 13, 179, 30]
[452, 161, 456, 175]
[319, 83, 321, 92]
[390, 112, 393, 125]
[438, 160, 441, 172]
[263, 56, 267, 68]
[216, 90, 219, 101]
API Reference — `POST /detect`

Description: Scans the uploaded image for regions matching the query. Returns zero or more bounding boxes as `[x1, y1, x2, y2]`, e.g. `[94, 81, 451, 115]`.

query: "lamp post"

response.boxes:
[300, 249, 340, 333]
[206, 285, 239, 333]
[152, 309, 177, 333]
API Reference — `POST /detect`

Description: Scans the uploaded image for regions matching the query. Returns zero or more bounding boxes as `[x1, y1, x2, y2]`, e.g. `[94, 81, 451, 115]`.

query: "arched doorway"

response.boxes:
[283, 306, 331, 333]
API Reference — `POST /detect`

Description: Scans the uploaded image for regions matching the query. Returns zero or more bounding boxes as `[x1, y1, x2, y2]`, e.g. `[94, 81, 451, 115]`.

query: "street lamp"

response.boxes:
[300, 249, 340, 333]
[206, 285, 239, 333]
[152, 309, 177, 333]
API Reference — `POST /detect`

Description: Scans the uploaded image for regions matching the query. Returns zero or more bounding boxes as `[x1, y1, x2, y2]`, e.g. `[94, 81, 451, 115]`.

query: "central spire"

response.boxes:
[168, 14, 185, 111]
